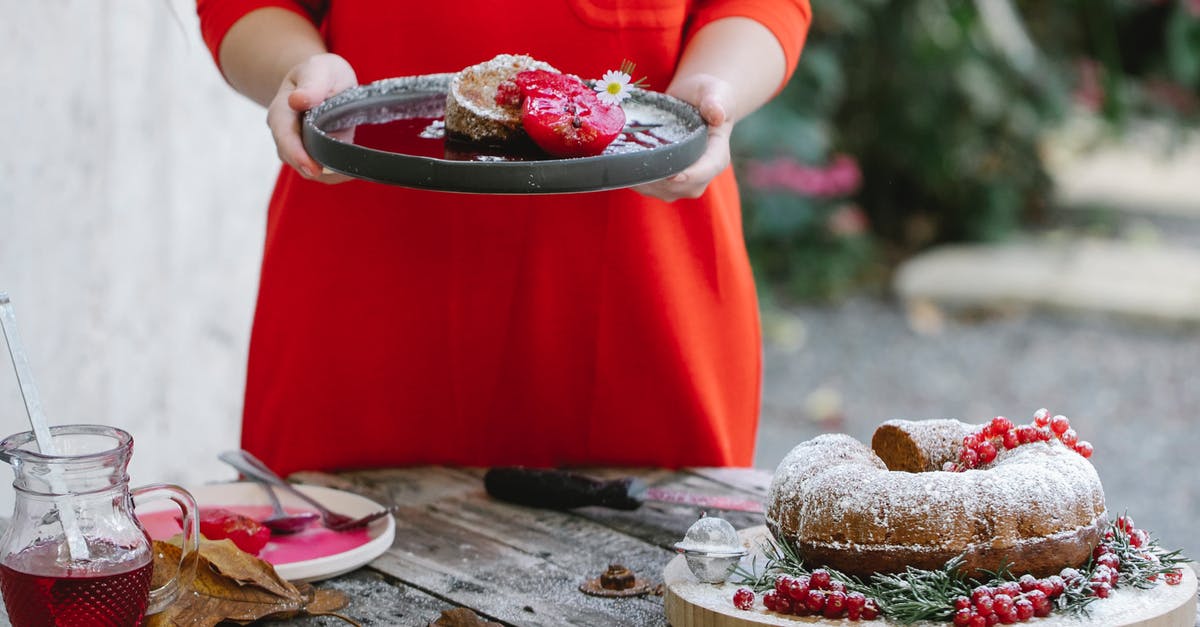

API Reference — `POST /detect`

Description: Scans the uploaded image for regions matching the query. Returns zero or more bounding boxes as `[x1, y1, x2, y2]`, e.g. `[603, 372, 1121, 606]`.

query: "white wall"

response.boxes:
[0, 0, 276, 512]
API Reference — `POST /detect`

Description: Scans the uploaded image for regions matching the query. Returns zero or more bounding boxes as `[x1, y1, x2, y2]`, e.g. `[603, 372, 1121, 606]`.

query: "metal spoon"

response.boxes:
[258, 482, 319, 535]
[218, 449, 395, 531]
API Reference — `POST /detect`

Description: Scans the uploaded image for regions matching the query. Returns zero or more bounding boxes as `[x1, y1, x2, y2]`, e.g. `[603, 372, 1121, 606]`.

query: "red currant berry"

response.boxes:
[1130, 528, 1148, 548]
[774, 574, 793, 594]
[1036, 426, 1054, 441]
[847, 607, 861, 621]
[971, 585, 993, 605]
[977, 440, 998, 465]
[1060, 428, 1078, 446]
[733, 588, 755, 610]
[762, 590, 781, 611]
[1002, 430, 1020, 450]
[974, 595, 994, 616]
[968, 615, 987, 627]
[991, 416, 1014, 435]
[1060, 567, 1081, 583]
[786, 577, 810, 601]
[964, 433, 983, 449]
[1047, 574, 1066, 596]
[1092, 581, 1112, 598]
[1074, 441, 1093, 458]
[861, 599, 880, 620]
[805, 589, 827, 612]
[1050, 414, 1070, 435]
[1165, 569, 1183, 585]
[1116, 515, 1135, 534]
[1033, 408, 1050, 427]
[823, 590, 848, 618]
[1014, 598, 1035, 621]
[992, 593, 1014, 613]
[953, 595, 972, 610]
[996, 582, 1021, 598]
[995, 606, 1017, 624]
[846, 591, 866, 611]
[810, 569, 832, 590]
[985, 612, 1001, 626]
[954, 608, 974, 626]
[960, 447, 980, 468]
[1018, 574, 1039, 592]
[1016, 425, 1037, 444]
[1096, 552, 1121, 571]
[829, 580, 846, 594]
[944, 461, 962, 472]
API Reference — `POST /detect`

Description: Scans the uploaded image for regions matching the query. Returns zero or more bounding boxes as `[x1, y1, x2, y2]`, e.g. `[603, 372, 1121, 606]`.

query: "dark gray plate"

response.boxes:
[301, 73, 707, 194]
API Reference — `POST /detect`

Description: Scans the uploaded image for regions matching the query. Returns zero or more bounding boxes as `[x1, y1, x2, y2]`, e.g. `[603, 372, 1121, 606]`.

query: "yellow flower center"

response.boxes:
[607, 83, 622, 95]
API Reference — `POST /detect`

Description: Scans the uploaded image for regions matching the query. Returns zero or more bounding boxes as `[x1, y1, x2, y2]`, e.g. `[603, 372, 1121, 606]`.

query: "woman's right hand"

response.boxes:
[266, 53, 358, 184]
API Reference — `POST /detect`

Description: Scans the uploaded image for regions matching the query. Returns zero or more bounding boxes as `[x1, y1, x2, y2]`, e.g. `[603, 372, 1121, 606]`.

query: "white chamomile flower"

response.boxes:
[595, 69, 634, 105]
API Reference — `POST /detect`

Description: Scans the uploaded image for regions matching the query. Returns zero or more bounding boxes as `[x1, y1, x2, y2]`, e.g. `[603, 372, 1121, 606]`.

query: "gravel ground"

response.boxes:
[755, 296, 1200, 566]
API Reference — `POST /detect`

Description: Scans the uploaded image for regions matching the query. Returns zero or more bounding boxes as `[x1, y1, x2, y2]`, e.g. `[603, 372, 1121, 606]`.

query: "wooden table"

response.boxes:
[286, 466, 772, 627]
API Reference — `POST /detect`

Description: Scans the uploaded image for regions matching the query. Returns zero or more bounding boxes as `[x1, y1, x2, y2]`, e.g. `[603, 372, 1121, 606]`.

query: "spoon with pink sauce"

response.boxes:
[259, 483, 320, 535]
[217, 451, 321, 535]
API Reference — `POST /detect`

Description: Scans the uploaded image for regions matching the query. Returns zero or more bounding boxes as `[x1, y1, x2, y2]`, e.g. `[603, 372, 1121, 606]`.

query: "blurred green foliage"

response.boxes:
[737, 0, 1200, 302]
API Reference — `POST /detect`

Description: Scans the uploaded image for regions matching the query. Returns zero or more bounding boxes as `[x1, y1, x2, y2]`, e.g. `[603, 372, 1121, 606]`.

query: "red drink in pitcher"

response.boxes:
[0, 540, 153, 627]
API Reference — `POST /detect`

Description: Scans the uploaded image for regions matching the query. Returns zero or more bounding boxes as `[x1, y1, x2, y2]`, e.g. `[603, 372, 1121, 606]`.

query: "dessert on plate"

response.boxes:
[444, 54, 627, 158]
[766, 418, 1106, 579]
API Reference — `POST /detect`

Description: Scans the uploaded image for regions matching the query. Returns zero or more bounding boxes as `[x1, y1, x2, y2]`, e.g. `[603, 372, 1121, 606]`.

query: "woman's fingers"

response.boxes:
[634, 75, 735, 202]
[269, 54, 358, 183]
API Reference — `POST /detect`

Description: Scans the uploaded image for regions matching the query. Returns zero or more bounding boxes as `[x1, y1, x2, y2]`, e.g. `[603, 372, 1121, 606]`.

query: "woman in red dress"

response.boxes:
[197, 0, 811, 476]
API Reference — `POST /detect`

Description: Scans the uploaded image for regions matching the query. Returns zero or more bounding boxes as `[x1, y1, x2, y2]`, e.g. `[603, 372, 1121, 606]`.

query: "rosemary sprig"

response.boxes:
[862, 556, 973, 624]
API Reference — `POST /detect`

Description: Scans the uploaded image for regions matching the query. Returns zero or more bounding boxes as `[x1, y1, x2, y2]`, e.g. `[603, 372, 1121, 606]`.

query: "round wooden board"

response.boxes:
[663, 526, 1198, 627]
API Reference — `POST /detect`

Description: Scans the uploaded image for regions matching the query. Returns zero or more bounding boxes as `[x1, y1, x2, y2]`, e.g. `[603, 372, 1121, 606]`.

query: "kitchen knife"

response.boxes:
[483, 467, 764, 513]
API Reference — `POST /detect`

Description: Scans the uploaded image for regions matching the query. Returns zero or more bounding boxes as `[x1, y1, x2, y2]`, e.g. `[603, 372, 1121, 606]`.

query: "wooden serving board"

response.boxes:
[663, 526, 1198, 627]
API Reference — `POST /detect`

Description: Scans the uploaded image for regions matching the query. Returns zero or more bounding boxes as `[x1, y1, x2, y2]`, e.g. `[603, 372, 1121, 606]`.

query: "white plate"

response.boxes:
[139, 481, 395, 582]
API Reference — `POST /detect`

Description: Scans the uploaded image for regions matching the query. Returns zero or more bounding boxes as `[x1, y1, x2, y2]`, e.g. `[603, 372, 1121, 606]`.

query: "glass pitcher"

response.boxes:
[0, 424, 199, 627]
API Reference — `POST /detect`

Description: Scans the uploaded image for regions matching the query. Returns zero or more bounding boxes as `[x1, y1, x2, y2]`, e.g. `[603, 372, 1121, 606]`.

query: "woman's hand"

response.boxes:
[266, 53, 358, 184]
[633, 73, 736, 202]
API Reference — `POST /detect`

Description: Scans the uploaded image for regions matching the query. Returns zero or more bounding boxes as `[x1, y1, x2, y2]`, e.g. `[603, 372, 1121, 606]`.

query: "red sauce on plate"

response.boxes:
[139, 505, 372, 565]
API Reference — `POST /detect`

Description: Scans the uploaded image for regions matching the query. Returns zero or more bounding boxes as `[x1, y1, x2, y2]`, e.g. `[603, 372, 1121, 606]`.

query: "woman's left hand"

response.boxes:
[633, 73, 735, 202]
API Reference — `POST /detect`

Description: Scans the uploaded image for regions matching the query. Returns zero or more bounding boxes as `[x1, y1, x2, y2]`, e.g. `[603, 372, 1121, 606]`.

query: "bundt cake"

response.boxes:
[443, 53, 558, 145]
[765, 419, 1107, 578]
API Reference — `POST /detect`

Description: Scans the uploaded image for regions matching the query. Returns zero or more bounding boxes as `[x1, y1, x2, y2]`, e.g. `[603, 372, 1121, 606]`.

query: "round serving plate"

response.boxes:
[663, 526, 1198, 627]
[301, 73, 707, 194]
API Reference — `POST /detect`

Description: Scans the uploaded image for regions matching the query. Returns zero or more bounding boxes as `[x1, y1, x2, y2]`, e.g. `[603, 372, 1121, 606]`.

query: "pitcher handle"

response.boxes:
[131, 483, 200, 616]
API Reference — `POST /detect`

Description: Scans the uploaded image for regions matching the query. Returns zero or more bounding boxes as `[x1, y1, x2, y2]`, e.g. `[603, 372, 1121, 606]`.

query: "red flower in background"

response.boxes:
[744, 154, 862, 198]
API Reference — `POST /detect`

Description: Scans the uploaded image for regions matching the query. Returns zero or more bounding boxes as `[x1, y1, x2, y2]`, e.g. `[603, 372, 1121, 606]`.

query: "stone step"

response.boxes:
[1044, 116, 1200, 218]
[892, 239, 1200, 325]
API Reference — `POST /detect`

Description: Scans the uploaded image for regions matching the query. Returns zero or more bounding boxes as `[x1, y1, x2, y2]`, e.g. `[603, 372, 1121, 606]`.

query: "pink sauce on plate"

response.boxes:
[138, 505, 372, 565]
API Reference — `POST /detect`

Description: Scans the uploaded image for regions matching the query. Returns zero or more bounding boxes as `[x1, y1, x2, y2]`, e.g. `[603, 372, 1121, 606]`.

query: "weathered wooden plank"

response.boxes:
[371, 504, 668, 626]
[568, 472, 767, 551]
[291, 466, 485, 509]
[685, 468, 774, 499]
[299, 569, 464, 626]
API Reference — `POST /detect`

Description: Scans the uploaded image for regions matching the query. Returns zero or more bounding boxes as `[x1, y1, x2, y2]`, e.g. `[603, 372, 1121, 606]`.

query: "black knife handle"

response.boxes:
[483, 467, 646, 510]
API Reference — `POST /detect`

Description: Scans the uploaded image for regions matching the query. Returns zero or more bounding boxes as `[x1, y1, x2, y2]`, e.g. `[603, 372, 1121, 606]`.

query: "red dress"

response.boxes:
[198, 0, 811, 476]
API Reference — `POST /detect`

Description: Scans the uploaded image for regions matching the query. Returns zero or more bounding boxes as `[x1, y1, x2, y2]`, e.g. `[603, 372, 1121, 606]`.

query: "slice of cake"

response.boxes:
[443, 54, 558, 145]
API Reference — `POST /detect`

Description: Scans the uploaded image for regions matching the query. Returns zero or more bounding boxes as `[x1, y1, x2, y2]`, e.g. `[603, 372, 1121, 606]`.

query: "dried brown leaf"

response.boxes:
[429, 607, 503, 627]
[145, 538, 354, 626]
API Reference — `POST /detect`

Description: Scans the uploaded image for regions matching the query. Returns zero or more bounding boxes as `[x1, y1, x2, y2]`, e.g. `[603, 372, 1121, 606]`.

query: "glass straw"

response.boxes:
[0, 293, 90, 560]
